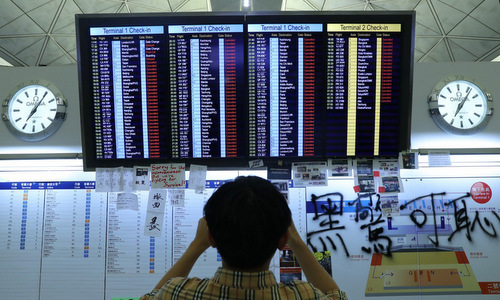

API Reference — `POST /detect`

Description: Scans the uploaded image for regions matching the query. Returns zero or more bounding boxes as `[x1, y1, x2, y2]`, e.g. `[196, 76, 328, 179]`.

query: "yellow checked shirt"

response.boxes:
[141, 267, 347, 300]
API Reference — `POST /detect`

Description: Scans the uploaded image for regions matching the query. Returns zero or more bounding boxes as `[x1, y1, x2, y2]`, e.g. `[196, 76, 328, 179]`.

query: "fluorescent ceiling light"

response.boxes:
[0, 159, 83, 171]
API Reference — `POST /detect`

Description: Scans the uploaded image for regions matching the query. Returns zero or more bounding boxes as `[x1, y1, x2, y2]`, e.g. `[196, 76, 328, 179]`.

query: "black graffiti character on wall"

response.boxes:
[307, 192, 350, 256]
[347, 192, 392, 256]
[401, 192, 500, 246]
[308, 190, 500, 259]
[445, 193, 500, 241]
[307, 192, 392, 257]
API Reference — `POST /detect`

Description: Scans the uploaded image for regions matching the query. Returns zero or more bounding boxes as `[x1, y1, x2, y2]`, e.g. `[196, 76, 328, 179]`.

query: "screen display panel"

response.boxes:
[246, 21, 325, 158]
[325, 23, 404, 156]
[88, 25, 168, 161]
[167, 23, 246, 159]
[76, 12, 414, 170]
[77, 14, 248, 169]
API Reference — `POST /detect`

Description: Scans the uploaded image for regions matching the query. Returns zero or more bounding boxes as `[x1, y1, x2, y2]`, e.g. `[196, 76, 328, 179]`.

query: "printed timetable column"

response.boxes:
[374, 38, 382, 155]
[168, 24, 245, 159]
[172, 189, 220, 278]
[347, 37, 357, 155]
[325, 32, 348, 154]
[90, 35, 112, 158]
[379, 31, 402, 155]
[247, 23, 324, 157]
[106, 191, 172, 299]
[355, 36, 377, 155]
[40, 182, 107, 300]
[0, 183, 44, 299]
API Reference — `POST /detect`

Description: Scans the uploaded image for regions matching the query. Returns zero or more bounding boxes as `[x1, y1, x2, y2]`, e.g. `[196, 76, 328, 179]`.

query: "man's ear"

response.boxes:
[207, 229, 217, 248]
[277, 230, 290, 250]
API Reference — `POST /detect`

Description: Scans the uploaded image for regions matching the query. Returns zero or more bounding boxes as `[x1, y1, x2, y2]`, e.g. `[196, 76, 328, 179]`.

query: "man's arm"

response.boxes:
[286, 221, 341, 294]
[153, 218, 211, 289]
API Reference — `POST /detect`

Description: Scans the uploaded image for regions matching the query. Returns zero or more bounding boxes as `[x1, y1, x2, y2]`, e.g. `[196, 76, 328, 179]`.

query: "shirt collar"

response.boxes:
[211, 267, 278, 289]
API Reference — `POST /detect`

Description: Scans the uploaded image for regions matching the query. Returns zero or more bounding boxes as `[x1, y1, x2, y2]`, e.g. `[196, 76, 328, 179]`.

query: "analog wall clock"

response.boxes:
[2, 79, 67, 141]
[428, 75, 493, 135]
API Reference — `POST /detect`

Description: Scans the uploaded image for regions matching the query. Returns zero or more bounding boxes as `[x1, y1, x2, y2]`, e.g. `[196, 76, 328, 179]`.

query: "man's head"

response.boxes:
[204, 176, 292, 270]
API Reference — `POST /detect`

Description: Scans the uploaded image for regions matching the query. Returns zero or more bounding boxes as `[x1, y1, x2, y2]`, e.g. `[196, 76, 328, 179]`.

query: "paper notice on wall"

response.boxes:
[95, 167, 123, 192]
[271, 180, 289, 202]
[133, 167, 151, 190]
[374, 158, 400, 177]
[143, 189, 167, 237]
[428, 151, 451, 166]
[144, 212, 164, 237]
[328, 158, 352, 177]
[354, 175, 375, 193]
[377, 176, 403, 193]
[116, 192, 139, 211]
[151, 163, 186, 189]
[354, 159, 374, 176]
[399, 151, 418, 169]
[147, 190, 167, 213]
[292, 162, 327, 187]
[169, 189, 185, 207]
[122, 168, 134, 192]
[188, 164, 207, 193]
[380, 195, 400, 218]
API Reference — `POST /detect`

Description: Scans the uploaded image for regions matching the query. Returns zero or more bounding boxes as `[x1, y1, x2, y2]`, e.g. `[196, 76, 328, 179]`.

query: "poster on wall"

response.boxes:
[305, 178, 500, 299]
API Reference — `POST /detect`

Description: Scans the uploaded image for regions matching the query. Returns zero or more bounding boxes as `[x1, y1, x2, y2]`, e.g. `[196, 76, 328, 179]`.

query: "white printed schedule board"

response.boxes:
[0, 181, 225, 300]
[0, 177, 499, 299]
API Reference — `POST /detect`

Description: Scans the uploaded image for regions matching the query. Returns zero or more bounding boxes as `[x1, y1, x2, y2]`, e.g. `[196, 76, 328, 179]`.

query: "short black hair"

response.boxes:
[204, 176, 292, 270]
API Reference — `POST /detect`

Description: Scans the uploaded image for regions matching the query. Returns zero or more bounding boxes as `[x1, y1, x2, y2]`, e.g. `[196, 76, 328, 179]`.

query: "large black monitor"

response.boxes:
[76, 11, 415, 171]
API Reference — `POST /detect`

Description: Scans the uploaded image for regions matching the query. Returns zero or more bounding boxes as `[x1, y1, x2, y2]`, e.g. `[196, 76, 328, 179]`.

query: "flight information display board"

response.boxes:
[247, 23, 324, 158]
[168, 24, 246, 159]
[325, 23, 403, 156]
[88, 26, 168, 160]
[77, 12, 414, 170]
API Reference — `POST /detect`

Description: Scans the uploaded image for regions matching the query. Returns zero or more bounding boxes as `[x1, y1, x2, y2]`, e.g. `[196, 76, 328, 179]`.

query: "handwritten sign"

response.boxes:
[169, 189, 185, 207]
[144, 189, 167, 237]
[95, 167, 123, 192]
[151, 163, 186, 189]
[144, 211, 164, 237]
[147, 190, 167, 213]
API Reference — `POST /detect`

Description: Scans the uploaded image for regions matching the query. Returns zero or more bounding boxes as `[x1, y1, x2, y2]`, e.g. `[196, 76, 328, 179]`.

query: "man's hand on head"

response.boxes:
[286, 220, 302, 250]
[191, 217, 211, 252]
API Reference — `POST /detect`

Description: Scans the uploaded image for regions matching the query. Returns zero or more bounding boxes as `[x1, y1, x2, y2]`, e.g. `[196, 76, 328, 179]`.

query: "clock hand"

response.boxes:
[454, 88, 471, 117]
[26, 91, 48, 121]
[25, 107, 37, 122]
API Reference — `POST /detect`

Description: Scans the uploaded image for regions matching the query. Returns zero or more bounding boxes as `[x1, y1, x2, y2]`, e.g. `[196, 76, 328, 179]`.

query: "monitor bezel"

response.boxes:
[76, 11, 415, 171]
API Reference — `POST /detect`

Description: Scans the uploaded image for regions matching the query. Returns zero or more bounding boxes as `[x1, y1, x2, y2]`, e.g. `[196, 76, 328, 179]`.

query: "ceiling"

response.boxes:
[0, 0, 498, 67]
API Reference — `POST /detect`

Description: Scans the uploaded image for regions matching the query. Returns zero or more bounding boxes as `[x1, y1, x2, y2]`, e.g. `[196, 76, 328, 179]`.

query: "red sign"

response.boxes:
[470, 182, 492, 204]
[479, 282, 500, 294]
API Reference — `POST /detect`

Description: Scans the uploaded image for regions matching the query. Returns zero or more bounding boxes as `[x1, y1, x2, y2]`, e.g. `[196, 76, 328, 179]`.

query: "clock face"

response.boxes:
[8, 85, 58, 134]
[428, 77, 493, 135]
[2, 80, 67, 141]
[436, 80, 487, 130]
